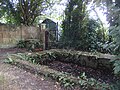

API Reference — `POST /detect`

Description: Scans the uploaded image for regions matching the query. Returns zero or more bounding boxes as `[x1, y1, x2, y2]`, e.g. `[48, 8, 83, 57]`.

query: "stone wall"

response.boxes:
[0, 24, 44, 48]
[49, 49, 115, 71]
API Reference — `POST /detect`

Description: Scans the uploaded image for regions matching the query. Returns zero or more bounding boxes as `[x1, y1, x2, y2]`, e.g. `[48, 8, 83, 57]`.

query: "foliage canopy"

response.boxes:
[61, 0, 107, 52]
[0, 0, 58, 25]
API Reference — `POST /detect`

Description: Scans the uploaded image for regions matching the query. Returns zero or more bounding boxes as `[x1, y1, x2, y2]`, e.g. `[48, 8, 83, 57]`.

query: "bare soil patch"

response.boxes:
[47, 61, 118, 84]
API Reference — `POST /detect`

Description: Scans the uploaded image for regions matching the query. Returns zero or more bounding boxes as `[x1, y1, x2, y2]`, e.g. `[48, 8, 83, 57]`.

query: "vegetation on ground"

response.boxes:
[5, 50, 120, 90]
[17, 39, 43, 51]
[5, 53, 111, 90]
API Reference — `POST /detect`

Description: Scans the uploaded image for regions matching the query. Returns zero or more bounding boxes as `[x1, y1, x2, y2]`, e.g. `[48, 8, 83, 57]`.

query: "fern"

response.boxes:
[110, 54, 120, 75]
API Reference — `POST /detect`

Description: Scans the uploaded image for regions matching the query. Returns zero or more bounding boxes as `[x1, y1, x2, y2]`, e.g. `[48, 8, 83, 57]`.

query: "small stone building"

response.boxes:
[42, 18, 58, 42]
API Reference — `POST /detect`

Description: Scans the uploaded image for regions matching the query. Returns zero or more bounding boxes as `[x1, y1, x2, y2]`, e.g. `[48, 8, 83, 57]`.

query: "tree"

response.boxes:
[98, 0, 120, 54]
[61, 0, 110, 52]
[108, 5, 120, 54]
[94, 1, 120, 89]
[62, 0, 88, 50]
[0, 0, 59, 25]
[87, 0, 120, 53]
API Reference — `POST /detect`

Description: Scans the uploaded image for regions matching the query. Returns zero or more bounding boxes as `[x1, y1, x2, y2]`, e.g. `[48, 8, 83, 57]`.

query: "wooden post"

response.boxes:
[45, 30, 49, 50]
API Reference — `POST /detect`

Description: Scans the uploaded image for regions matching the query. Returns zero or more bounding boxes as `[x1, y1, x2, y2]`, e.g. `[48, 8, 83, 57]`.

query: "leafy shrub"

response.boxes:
[78, 72, 111, 90]
[28, 53, 53, 65]
[107, 5, 120, 90]
[17, 39, 43, 51]
[110, 55, 120, 75]
[17, 40, 26, 48]
[110, 55, 120, 90]
[14, 52, 56, 65]
[110, 80, 120, 90]
[4, 56, 15, 64]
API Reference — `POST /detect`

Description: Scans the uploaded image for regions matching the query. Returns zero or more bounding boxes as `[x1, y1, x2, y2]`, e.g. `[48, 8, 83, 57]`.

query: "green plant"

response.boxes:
[17, 40, 26, 48]
[17, 40, 43, 51]
[4, 54, 15, 64]
[110, 55, 120, 90]
[61, 0, 89, 50]
[48, 72, 76, 89]
[78, 72, 110, 90]
[110, 55, 120, 75]
[0, 0, 57, 25]
[110, 80, 120, 90]
[57, 73, 75, 88]
[13, 52, 56, 65]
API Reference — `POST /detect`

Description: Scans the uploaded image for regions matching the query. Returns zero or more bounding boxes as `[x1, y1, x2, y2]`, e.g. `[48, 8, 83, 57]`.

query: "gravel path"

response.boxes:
[0, 48, 63, 90]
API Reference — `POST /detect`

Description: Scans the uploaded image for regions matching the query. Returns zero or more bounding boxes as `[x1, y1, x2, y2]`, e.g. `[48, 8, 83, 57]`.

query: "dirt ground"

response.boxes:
[0, 48, 63, 90]
[47, 61, 118, 84]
